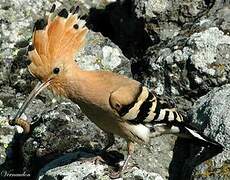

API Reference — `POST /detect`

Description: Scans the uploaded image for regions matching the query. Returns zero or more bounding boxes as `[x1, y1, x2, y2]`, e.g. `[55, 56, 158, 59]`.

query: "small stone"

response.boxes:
[102, 46, 122, 69]
[194, 76, 203, 84]
[52, 98, 57, 104]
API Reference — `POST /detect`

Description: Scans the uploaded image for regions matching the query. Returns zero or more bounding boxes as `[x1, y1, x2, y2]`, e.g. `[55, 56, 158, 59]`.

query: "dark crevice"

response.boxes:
[87, 0, 154, 75]
[204, 0, 216, 7]
[164, 62, 172, 96]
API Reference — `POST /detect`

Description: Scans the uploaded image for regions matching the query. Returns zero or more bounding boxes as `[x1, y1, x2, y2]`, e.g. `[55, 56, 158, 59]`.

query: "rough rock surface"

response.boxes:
[142, 27, 230, 99]
[189, 84, 230, 179]
[37, 152, 108, 180]
[134, 0, 213, 47]
[189, 84, 230, 150]
[37, 151, 164, 180]
[78, 31, 131, 76]
[133, 2, 230, 114]
[169, 84, 230, 180]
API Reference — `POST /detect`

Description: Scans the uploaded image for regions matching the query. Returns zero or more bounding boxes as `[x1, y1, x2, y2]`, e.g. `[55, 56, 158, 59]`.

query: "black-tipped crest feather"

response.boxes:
[28, 5, 88, 82]
[50, 4, 56, 13]
[81, 15, 88, 20]
[33, 19, 48, 31]
[70, 6, 75, 13]
[58, 8, 68, 18]
[73, 6, 80, 14]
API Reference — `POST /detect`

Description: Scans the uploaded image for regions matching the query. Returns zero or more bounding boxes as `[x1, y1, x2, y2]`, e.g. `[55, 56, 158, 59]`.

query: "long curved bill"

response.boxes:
[11, 80, 51, 124]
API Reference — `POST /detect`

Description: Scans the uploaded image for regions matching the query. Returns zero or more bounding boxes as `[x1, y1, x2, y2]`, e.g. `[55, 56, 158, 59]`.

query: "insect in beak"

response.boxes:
[9, 80, 51, 127]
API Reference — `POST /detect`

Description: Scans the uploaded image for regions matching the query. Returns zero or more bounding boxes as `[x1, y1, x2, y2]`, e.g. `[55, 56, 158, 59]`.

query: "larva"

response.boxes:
[9, 118, 30, 134]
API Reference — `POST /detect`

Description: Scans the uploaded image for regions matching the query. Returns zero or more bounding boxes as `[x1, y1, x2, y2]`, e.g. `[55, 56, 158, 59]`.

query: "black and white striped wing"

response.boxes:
[110, 85, 222, 147]
[117, 86, 183, 124]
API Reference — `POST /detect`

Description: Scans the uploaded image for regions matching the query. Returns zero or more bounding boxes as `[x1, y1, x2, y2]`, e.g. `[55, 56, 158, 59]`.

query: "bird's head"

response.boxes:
[13, 5, 88, 120]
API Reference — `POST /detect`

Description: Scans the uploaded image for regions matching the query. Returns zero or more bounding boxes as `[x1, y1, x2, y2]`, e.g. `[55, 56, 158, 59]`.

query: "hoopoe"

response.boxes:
[10, 5, 223, 177]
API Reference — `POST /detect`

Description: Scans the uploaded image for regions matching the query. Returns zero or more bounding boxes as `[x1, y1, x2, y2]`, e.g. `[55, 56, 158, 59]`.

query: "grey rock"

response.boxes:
[0, 147, 6, 165]
[23, 101, 106, 158]
[0, 0, 53, 91]
[37, 151, 164, 180]
[188, 27, 230, 76]
[38, 152, 108, 180]
[79, 0, 118, 9]
[131, 136, 176, 179]
[133, 1, 230, 104]
[134, 0, 208, 41]
[170, 84, 230, 180]
[188, 83, 230, 149]
[134, 1, 230, 42]
[186, 27, 230, 95]
[0, 122, 15, 165]
[140, 27, 230, 113]
[86, 0, 153, 59]
[77, 31, 131, 76]
[124, 167, 164, 180]
[134, 0, 208, 21]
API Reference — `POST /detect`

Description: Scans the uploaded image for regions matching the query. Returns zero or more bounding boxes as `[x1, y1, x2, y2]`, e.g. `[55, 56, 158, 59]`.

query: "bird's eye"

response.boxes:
[53, 67, 60, 74]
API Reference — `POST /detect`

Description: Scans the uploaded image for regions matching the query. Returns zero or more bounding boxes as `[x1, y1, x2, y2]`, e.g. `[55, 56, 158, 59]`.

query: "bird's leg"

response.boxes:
[121, 142, 134, 172]
[110, 141, 134, 179]
[103, 133, 115, 151]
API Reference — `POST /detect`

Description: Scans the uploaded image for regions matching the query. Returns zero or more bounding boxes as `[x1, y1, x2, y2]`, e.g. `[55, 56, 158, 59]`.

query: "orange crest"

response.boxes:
[27, 5, 88, 81]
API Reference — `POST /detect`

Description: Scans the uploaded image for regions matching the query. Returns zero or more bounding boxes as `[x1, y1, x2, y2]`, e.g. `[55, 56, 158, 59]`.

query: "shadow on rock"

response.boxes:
[37, 148, 125, 179]
[1, 129, 124, 180]
[169, 137, 223, 180]
[87, 0, 154, 60]
[0, 132, 31, 180]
